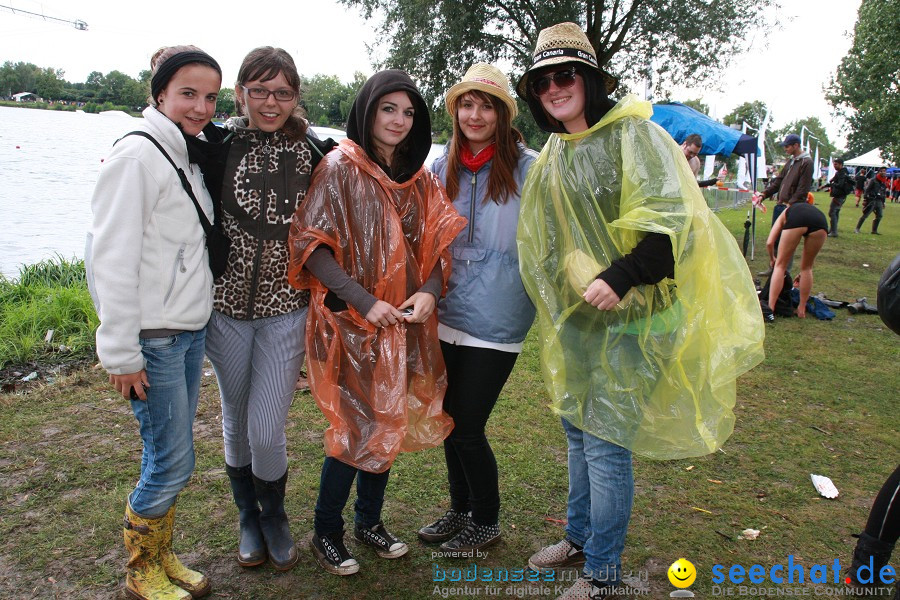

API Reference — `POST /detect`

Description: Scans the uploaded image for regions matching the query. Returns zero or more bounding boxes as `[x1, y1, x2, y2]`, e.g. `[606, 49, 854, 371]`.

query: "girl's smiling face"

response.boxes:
[536, 67, 588, 133]
[156, 63, 221, 137]
[236, 71, 297, 133]
[370, 90, 414, 164]
[457, 92, 498, 154]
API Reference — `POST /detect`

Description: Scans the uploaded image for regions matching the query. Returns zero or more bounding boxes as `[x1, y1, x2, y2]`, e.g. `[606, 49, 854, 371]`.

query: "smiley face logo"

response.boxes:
[667, 558, 697, 588]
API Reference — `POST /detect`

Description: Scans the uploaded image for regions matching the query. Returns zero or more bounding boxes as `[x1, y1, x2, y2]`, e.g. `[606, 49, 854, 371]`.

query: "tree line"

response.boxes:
[2, 0, 893, 160]
[0, 60, 370, 126]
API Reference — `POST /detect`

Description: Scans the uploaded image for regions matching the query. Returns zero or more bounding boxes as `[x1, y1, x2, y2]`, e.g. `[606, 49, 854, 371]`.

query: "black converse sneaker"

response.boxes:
[353, 522, 409, 559]
[309, 530, 359, 576]
[439, 522, 501, 554]
[417, 509, 471, 543]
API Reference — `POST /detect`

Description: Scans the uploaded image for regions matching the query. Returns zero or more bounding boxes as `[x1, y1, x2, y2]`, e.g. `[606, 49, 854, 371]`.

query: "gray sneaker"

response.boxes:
[418, 509, 470, 543]
[528, 538, 586, 573]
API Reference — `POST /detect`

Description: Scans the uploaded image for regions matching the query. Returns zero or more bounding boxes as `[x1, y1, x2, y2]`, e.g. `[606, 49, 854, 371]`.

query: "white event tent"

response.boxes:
[844, 148, 893, 168]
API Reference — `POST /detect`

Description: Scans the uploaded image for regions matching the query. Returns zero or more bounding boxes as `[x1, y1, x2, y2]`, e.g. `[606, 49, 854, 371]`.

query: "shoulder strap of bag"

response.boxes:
[118, 131, 213, 234]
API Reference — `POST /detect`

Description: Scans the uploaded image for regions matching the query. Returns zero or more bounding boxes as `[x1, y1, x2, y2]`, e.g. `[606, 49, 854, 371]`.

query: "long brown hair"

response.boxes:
[235, 46, 308, 142]
[445, 90, 524, 204]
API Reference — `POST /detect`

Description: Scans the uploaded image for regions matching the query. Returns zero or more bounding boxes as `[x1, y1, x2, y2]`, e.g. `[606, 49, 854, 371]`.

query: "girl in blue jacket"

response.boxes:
[419, 63, 536, 553]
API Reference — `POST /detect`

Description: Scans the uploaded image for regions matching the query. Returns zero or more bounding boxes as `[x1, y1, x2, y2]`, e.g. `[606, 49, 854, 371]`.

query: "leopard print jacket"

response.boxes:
[213, 118, 312, 320]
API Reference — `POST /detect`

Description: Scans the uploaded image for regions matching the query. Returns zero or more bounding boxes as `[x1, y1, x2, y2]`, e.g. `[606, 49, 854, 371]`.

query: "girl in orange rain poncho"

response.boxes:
[288, 70, 466, 575]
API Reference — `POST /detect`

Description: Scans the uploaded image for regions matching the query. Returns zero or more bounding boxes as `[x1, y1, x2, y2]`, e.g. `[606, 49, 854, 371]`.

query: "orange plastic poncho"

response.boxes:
[288, 140, 467, 473]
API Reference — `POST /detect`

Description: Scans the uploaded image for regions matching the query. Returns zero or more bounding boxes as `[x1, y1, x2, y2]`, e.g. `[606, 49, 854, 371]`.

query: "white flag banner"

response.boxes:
[703, 154, 716, 180]
[827, 155, 836, 182]
[736, 156, 751, 190]
[757, 110, 770, 179]
[813, 146, 820, 184]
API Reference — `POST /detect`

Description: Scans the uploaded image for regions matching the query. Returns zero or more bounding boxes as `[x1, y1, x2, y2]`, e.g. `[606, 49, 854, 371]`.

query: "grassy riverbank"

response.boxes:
[0, 198, 898, 599]
[0, 255, 97, 372]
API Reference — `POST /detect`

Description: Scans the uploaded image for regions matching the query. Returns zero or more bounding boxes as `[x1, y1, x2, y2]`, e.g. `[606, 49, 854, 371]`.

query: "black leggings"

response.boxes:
[440, 342, 518, 526]
[865, 464, 900, 543]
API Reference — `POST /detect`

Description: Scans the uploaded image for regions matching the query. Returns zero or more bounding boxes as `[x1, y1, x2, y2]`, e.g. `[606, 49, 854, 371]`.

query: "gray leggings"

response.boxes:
[205, 308, 307, 480]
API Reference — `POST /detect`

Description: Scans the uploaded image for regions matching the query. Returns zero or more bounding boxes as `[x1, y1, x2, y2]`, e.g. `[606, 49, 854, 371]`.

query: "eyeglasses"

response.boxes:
[530, 67, 578, 97]
[240, 85, 296, 102]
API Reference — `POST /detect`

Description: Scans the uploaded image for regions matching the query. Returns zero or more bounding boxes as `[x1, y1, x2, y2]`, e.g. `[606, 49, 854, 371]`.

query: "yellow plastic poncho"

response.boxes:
[517, 95, 765, 459]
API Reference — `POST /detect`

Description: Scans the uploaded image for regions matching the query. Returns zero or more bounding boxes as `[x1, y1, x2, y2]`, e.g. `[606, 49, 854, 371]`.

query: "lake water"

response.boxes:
[0, 108, 447, 279]
[0, 106, 135, 278]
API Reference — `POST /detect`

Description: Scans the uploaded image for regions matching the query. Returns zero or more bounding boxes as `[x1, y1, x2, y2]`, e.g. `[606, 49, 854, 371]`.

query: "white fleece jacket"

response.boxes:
[86, 107, 214, 375]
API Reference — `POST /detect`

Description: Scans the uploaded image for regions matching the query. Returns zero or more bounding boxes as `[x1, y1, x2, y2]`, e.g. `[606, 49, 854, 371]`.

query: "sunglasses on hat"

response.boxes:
[530, 67, 578, 97]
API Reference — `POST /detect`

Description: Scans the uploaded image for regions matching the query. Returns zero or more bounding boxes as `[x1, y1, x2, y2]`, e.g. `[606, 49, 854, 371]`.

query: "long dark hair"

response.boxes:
[445, 90, 524, 204]
[235, 47, 308, 142]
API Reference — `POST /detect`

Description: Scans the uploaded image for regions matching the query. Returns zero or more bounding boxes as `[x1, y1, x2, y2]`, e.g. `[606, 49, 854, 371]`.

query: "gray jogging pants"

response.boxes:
[205, 308, 307, 481]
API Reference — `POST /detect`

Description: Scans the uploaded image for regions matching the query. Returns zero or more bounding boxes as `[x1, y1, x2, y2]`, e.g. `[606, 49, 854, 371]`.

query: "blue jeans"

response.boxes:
[128, 328, 207, 517]
[562, 417, 634, 585]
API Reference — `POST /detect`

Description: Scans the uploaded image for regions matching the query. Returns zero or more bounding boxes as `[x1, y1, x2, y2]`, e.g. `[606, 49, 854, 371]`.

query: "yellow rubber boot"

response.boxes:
[123, 503, 191, 600]
[159, 503, 210, 598]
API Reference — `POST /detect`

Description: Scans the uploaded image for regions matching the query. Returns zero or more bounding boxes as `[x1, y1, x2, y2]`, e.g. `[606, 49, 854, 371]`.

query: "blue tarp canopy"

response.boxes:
[650, 102, 758, 156]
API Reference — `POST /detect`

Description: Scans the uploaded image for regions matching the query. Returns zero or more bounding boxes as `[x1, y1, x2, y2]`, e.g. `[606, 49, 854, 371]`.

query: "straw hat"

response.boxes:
[515, 22, 619, 99]
[445, 63, 518, 118]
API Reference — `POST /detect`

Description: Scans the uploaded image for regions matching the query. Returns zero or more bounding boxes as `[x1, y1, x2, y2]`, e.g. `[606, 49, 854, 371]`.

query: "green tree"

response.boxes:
[0, 61, 16, 97]
[12, 61, 40, 93]
[770, 117, 840, 164]
[35, 68, 65, 100]
[677, 98, 710, 116]
[827, 0, 900, 162]
[337, 72, 368, 126]
[85, 71, 104, 90]
[99, 70, 135, 104]
[302, 74, 348, 125]
[339, 0, 774, 107]
[217, 88, 235, 117]
[722, 100, 770, 130]
[120, 78, 147, 108]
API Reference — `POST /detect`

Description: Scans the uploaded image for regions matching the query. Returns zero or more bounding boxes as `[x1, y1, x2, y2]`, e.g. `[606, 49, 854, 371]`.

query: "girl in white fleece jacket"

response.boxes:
[85, 45, 221, 600]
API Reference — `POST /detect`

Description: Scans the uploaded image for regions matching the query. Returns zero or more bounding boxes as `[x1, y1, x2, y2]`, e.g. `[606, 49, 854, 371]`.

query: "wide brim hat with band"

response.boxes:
[515, 22, 619, 99]
[445, 63, 518, 118]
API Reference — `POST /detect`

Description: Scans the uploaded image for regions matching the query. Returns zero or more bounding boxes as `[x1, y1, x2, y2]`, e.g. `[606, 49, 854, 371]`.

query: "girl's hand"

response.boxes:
[583, 278, 621, 311]
[110, 370, 149, 401]
[365, 300, 404, 327]
[398, 292, 436, 323]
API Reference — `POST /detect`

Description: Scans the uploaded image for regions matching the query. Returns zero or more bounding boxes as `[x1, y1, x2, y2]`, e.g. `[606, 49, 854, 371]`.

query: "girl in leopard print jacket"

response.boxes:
[203, 47, 335, 572]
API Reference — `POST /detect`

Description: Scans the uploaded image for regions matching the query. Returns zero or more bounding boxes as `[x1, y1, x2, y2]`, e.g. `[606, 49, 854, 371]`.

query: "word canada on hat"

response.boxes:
[539, 49, 564, 59]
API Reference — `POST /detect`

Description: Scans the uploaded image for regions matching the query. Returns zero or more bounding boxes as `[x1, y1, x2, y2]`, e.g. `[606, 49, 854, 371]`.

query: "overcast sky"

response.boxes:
[1, 0, 861, 147]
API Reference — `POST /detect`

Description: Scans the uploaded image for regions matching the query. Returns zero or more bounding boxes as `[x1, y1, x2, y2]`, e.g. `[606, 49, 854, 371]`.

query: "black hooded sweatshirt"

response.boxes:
[305, 69, 442, 313]
[346, 69, 432, 183]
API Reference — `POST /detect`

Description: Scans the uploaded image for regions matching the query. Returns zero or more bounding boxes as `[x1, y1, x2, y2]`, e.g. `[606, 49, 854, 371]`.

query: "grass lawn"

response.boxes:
[1, 195, 897, 599]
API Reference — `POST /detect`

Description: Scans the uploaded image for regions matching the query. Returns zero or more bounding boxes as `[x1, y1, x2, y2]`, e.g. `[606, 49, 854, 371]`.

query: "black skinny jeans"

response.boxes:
[440, 342, 518, 526]
[865, 464, 900, 543]
[857, 200, 885, 233]
[314, 456, 390, 535]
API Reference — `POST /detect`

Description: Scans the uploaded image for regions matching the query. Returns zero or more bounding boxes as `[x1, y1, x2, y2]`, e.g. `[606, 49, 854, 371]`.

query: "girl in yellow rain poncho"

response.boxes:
[519, 93, 766, 459]
[515, 23, 765, 599]
[288, 70, 466, 576]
